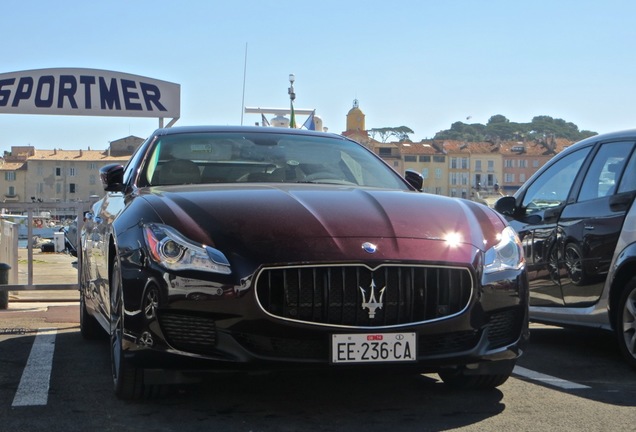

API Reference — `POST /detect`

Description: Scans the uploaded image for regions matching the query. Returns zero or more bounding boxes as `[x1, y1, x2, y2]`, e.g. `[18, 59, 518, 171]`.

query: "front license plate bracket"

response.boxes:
[331, 332, 417, 364]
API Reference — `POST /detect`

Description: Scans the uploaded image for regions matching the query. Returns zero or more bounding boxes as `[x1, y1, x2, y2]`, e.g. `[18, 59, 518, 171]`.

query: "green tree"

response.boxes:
[369, 126, 414, 142]
[487, 114, 509, 124]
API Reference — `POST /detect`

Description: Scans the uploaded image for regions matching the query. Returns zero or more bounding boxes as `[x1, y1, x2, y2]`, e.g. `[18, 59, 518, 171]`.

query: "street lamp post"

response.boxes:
[288, 74, 296, 128]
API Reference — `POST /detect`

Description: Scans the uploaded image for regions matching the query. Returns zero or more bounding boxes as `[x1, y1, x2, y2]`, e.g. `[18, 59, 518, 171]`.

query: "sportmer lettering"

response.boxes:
[0, 68, 180, 118]
[0, 75, 165, 112]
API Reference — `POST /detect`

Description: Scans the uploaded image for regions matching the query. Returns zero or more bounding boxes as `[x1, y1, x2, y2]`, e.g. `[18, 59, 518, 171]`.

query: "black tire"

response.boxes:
[110, 258, 146, 400]
[79, 253, 105, 339]
[79, 289, 105, 340]
[616, 277, 636, 369]
[438, 367, 512, 390]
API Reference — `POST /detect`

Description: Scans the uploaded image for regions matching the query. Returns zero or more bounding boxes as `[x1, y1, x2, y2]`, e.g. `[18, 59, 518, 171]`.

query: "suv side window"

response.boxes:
[522, 147, 591, 214]
[618, 147, 636, 193]
[578, 141, 634, 202]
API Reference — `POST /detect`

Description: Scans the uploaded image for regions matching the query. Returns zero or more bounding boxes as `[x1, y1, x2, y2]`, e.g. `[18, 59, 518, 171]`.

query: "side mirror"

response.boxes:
[100, 164, 125, 192]
[404, 169, 423, 191]
[494, 196, 517, 216]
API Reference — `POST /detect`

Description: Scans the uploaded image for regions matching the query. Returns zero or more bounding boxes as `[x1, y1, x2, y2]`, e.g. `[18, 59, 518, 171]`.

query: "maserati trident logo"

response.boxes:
[359, 278, 385, 319]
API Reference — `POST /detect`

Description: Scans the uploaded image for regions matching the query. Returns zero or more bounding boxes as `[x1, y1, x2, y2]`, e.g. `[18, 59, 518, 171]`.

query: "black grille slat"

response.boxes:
[159, 312, 217, 354]
[487, 309, 521, 348]
[313, 268, 321, 322]
[256, 264, 473, 327]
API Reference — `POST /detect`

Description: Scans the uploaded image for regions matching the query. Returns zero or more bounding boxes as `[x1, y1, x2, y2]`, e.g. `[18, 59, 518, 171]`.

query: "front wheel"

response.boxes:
[110, 258, 146, 400]
[616, 277, 636, 369]
[80, 251, 105, 340]
[79, 289, 104, 340]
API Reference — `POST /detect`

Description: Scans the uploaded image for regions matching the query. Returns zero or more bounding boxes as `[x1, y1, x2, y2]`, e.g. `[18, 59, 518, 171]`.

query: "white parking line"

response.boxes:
[514, 365, 590, 390]
[12, 328, 57, 407]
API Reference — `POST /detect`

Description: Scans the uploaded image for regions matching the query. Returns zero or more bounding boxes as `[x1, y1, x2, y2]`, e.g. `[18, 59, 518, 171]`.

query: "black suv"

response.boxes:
[495, 129, 636, 368]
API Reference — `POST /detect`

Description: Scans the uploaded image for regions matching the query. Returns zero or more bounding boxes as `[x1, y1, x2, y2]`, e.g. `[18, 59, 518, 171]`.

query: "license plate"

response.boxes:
[331, 333, 417, 364]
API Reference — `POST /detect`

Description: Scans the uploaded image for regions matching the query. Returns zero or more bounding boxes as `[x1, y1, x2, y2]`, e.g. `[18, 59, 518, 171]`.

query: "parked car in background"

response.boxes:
[495, 129, 636, 368]
[62, 217, 78, 257]
[80, 125, 529, 399]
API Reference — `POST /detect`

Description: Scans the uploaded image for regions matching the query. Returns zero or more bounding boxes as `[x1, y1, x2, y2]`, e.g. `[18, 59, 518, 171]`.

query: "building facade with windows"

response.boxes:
[0, 136, 143, 204]
[340, 101, 576, 203]
[442, 141, 473, 199]
[401, 141, 448, 195]
[0, 160, 27, 203]
[466, 142, 503, 196]
[499, 138, 572, 194]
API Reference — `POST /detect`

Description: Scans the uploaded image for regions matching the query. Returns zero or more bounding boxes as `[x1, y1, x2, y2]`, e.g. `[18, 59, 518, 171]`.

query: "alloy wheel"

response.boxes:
[620, 286, 636, 363]
[564, 244, 583, 285]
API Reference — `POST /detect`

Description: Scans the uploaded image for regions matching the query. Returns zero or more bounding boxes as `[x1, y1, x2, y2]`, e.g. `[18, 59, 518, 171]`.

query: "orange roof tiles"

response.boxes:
[0, 162, 26, 171]
[27, 149, 129, 161]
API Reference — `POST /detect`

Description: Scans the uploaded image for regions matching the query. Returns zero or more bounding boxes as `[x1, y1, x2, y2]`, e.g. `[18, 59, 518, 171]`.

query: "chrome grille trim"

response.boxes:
[254, 263, 474, 329]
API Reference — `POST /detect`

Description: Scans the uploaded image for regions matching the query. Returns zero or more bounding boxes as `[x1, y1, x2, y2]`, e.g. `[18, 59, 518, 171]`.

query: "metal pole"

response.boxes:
[0, 263, 10, 309]
[288, 74, 296, 128]
[241, 43, 248, 125]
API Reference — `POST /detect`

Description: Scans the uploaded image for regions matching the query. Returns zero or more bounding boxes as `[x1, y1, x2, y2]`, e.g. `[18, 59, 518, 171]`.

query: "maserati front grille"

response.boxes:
[255, 264, 473, 327]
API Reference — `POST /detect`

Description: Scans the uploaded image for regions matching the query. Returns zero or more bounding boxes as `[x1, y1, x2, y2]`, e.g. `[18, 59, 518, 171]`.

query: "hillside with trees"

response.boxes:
[433, 115, 597, 142]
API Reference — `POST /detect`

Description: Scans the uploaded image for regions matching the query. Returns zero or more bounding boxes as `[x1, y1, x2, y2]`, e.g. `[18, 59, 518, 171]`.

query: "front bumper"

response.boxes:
[119, 262, 529, 374]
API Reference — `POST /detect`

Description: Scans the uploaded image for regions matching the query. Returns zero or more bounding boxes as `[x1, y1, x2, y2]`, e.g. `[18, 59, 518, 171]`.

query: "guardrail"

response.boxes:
[0, 202, 89, 295]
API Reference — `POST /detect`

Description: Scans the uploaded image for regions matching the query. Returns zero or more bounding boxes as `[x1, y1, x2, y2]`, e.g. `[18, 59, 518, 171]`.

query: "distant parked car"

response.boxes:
[495, 129, 636, 368]
[62, 218, 78, 257]
[80, 125, 529, 399]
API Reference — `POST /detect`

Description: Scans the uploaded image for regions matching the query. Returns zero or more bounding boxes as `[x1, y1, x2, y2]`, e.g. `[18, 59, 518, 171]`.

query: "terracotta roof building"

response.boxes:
[340, 101, 578, 203]
[0, 136, 143, 204]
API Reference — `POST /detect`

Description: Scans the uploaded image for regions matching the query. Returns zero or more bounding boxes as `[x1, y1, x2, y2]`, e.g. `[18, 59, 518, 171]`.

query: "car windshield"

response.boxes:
[141, 131, 409, 190]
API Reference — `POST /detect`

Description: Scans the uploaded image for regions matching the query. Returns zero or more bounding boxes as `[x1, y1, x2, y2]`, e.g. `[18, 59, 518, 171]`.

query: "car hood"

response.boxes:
[140, 184, 505, 264]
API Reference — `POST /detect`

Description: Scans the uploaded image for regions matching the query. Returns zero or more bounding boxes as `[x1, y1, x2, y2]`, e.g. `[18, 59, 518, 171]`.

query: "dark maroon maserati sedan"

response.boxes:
[80, 126, 528, 399]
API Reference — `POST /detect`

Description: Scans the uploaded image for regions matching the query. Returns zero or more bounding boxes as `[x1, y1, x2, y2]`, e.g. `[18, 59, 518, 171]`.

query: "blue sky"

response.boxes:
[1, 0, 635, 153]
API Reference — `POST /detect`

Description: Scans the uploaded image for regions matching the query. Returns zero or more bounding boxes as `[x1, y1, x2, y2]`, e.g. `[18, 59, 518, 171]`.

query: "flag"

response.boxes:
[261, 113, 270, 127]
[289, 101, 297, 128]
[302, 110, 316, 130]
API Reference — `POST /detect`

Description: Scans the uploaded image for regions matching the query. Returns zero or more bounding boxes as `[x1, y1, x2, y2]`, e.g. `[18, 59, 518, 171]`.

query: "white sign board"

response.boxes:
[0, 68, 180, 118]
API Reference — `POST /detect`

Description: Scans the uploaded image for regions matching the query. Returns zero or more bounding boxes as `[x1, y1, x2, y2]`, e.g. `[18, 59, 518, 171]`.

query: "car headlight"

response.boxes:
[143, 223, 231, 275]
[484, 226, 524, 274]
